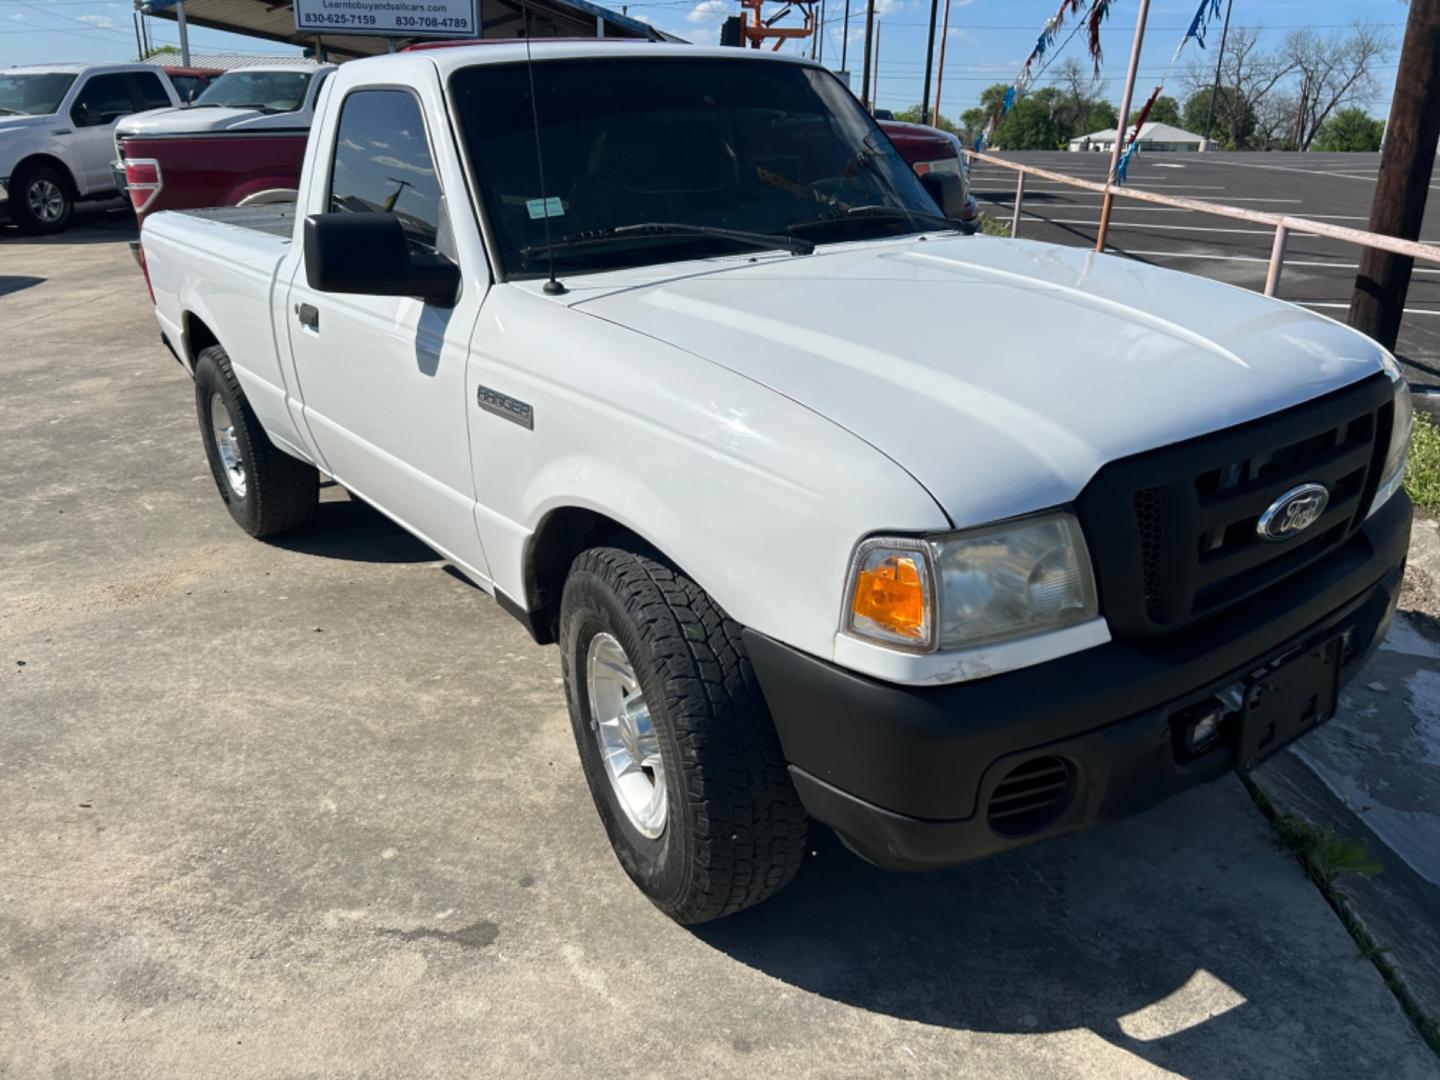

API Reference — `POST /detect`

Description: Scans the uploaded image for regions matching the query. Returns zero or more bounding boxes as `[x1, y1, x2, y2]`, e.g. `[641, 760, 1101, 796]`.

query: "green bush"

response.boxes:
[1406, 411, 1440, 512]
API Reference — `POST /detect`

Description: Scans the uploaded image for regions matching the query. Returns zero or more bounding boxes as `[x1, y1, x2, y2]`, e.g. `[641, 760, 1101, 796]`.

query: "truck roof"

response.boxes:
[362, 40, 816, 79]
[0, 62, 163, 76]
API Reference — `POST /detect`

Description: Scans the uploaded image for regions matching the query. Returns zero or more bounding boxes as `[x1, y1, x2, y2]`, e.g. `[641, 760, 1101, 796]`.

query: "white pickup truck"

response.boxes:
[140, 43, 1414, 923]
[1, 63, 182, 233]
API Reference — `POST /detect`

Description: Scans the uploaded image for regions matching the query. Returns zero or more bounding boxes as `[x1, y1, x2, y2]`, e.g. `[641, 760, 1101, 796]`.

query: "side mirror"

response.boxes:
[920, 170, 967, 221]
[303, 212, 459, 306]
[72, 101, 94, 127]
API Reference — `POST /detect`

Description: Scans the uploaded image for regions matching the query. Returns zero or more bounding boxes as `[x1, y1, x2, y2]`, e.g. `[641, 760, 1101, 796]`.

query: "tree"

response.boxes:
[144, 44, 179, 58]
[992, 96, 1063, 150]
[1146, 95, 1182, 127]
[1084, 100, 1118, 135]
[893, 104, 959, 135]
[1183, 86, 1255, 148]
[958, 107, 988, 146]
[1311, 107, 1385, 152]
[1281, 24, 1390, 150]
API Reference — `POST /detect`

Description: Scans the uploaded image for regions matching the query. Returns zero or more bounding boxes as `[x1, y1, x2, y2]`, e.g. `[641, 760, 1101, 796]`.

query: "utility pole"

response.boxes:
[1095, 0, 1150, 251]
[932, 0, 952, 126]
[132, 11, 144, 60]
[1349, 0, 1440, 352]
[1202, 0, 1233, 147]
[841, 0, 850, 77]
[920, 0, 939, 125]
[859, 0, 875, 108]
[817, 0, 825, 64]
[174, 0, 191, 66]
[872, 19, 881, 110]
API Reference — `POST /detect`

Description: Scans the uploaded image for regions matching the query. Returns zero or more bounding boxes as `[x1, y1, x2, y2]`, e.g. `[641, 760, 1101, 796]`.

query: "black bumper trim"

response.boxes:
[746, 492, 1410, 867]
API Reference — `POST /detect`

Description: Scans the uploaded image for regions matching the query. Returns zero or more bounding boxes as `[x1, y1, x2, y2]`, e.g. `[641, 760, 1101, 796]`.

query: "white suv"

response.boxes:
[0, 63, 179, 234]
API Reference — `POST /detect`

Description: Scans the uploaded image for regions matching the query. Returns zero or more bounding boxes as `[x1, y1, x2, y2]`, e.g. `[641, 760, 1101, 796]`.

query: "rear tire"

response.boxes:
[195, 344, 318, 538]
[560, 542, 808, 924]
[9, 163, 73, 235]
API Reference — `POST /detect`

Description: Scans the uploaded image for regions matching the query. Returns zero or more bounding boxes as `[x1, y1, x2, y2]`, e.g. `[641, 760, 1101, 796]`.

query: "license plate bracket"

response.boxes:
[1238, 636, 1342, 771]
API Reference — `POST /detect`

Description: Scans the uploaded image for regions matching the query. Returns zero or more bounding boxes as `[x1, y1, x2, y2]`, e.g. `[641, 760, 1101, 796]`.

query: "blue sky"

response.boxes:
[0, 0, 1405, 123]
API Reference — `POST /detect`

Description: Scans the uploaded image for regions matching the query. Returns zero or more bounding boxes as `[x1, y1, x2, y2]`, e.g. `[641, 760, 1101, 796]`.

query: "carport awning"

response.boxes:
[135, 0, 672, 60]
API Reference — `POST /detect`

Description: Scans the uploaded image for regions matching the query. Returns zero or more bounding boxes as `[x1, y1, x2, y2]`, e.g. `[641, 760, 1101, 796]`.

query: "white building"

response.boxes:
[1068, 121, 1207, 153]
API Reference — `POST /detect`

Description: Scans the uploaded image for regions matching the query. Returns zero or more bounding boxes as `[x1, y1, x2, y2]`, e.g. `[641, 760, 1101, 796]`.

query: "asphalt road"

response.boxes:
[3, 215, 1437, 1079]
[968, 151, 1440, 392]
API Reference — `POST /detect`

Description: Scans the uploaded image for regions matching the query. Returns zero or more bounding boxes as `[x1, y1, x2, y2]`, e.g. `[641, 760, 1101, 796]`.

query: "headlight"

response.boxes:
[1370, 353, 1412, 517]
[844, 512, 1099, 652]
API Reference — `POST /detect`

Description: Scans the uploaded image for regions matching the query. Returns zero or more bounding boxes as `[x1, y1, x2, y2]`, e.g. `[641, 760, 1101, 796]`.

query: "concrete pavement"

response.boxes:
[3, 218, 1436, 1079]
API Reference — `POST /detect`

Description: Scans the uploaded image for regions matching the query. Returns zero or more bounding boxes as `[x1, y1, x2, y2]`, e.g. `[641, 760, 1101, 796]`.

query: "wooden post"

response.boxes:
[860, 0, 875, 109]
[1095, 0, 1151, 253]
[1348, 0, 1440, 352]
[932, 0, 952, 125]
[920, 0, 939, 125]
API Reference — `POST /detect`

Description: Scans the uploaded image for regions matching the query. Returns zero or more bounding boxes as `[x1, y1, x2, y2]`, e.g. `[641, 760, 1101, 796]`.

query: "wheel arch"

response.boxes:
[11, 153, 77, 195]
[513, 505, 688, 646]
[181, 310, 221, 374]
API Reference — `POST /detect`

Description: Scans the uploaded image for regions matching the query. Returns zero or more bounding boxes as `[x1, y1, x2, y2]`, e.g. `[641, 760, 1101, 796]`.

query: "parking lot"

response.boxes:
[969, 151, 1440, 392]
[4, 209, 1438, 1076]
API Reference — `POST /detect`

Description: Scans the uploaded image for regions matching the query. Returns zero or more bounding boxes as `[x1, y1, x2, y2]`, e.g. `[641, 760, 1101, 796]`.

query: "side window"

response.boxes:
[328, 89, 442, 254]
[71, 73, 135, 127]
[130, 72, 173, 110]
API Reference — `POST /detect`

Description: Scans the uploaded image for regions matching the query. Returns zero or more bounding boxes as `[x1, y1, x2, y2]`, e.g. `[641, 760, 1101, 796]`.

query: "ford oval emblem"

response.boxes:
[1257, 483, 1330, 542]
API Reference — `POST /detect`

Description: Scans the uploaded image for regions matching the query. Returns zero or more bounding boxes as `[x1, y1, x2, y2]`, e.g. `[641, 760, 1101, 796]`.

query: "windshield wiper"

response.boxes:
[790, 204, 975, 237]
[0, 107, 24, 116]
[520, 221, 814, 262]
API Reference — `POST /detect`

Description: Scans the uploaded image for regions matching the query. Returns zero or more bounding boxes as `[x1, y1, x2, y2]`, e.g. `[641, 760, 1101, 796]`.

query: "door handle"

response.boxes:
[296, 302, 319, 331]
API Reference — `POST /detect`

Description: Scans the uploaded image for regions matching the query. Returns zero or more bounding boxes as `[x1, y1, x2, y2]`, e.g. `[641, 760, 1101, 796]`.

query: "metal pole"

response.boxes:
[841, 0, 850, 74]
[872, 19, 881, 110]
[1011, 171, 1025, 238]
[932, 0, 952, 126]
[1095, 0, 1150, 252]
[1264, 224, 1289, 296]
[859, 0, 875, 109]
[174, 0, 190, 67]
[920, 0, 939, 125]
[1202, 0, 1233, 148]
[817, 0, 825, 64]
[132, 11, 144, 60]
[140, 13, 150, 58]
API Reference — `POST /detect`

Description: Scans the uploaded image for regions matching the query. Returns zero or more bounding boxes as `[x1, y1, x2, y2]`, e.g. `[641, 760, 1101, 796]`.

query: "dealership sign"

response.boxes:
[294, 0, 478, 37]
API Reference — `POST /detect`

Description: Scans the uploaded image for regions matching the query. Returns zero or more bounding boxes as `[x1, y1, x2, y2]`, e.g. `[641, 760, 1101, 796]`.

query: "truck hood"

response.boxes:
[117, 106, 301, 136]
[0, 114, 49, 135]
[571, 235, 1389, 527]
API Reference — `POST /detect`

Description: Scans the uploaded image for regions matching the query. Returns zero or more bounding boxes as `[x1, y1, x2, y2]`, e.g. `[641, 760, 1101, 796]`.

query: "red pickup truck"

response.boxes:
[120, 109, 974, 229]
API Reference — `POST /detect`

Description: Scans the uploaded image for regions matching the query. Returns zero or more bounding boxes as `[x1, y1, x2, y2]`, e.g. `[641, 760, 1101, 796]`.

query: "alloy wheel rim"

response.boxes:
[27, 178, 65, 223]
[209, 394, 247, 498]
[586, 632, 666, 839]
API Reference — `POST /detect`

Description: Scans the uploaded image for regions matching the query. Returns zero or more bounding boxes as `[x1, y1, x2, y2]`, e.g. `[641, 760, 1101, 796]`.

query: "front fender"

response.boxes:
[468, 288, 950, 664]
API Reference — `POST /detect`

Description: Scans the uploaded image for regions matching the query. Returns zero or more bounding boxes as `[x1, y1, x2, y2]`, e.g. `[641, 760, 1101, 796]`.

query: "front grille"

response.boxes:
[987, 756, 1074, 835]
[1079, 374, 1394, 640]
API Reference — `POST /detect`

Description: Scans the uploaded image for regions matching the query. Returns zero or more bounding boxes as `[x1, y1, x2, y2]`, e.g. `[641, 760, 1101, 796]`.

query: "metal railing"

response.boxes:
[966, 149, 1440, 298]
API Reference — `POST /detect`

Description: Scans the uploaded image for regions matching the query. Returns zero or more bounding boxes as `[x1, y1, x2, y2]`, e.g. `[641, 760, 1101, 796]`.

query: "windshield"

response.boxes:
[0, 73, 76, 116]
[449, 58, 944, 278]
[194, 70, 311, 113]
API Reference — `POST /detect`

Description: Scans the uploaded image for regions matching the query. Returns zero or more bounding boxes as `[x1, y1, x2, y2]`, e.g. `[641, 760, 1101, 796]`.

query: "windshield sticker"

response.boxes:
[526, 197, 564, 221]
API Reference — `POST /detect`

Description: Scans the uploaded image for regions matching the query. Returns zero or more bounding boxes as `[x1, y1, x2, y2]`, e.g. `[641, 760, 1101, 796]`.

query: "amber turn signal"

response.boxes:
[851, 554, 928, 642]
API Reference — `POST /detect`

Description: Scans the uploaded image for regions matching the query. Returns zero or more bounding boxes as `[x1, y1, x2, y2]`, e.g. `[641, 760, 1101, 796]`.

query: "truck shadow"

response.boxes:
[270, 492, 439, 565]
[692, 780, 1390, 1080]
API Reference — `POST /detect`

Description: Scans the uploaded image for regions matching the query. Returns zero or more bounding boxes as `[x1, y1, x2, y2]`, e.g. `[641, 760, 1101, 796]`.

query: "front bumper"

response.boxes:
[745, 491, 1411, 870]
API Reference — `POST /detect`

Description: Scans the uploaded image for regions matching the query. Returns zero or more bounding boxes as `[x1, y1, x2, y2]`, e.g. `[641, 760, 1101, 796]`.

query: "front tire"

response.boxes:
[195, 345, 318, 538]
[560, 543, 808, 924]
[9, 163, 74, 235]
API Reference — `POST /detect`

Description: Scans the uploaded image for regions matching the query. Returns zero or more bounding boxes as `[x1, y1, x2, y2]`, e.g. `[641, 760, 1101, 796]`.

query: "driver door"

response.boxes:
[284, 86, 491, 578]
[67, 73, 133, 193]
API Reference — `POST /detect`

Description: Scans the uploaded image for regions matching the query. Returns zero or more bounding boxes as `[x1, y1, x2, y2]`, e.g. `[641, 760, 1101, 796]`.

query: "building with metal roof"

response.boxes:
[134, 0, 678, 62]
[1068, 121, 1207, 153]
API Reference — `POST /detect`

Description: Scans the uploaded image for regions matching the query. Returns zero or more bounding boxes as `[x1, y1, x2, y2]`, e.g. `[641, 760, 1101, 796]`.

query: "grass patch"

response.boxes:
[1405, 411, 1440, 512]
[1271, 813, 1383, 892]
[976, 212, 1012, 238]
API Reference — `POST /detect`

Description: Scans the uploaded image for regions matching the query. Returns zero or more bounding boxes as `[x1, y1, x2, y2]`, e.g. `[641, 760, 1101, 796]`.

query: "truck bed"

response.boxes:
[174, 204, 296, 240]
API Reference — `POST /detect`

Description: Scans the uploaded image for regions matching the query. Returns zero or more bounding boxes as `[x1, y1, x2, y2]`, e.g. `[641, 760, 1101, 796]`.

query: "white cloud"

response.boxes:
[7, 11, 25, 19]
[76, 13, 115, 28]
[630, 12, 654, 24]
[686, 0, 727, 23]
[371, 154, 434, 177]
[872, 0, 904, 17]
